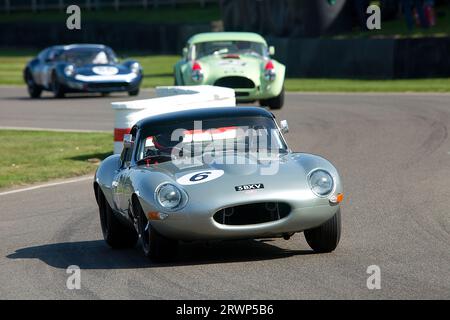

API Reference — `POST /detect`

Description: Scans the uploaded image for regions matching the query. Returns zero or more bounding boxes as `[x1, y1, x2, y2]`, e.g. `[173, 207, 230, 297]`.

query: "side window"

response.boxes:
[120, 130, 136, 167]
[47, 49, 59, 62]
[120, 147, 132, 168]
[120, 148, 131, 168]
[38, 49, 49, 62]
[188, 45, 195, 61]
[106, 48, 118, 64]
[125, 144, 133, 163]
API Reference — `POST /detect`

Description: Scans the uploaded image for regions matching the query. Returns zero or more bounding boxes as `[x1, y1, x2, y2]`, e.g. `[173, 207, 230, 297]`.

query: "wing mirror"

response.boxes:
[268, 46, 275, 56]
[123, 134, 134, 149]
[182, 47, 188, 59]
[280, 120, 289, 134]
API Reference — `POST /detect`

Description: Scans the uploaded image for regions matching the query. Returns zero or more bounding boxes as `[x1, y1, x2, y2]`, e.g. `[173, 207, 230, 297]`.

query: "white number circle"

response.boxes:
[92, 66, 118, 76]
[176, 170, 224, 185]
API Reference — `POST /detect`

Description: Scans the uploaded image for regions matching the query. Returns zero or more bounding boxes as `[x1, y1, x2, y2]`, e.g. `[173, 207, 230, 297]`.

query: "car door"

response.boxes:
[40, 49, 58, 88]
[32, 49, 49, 86]
[112, 157, 127, 214]
[113, 136, 135, 216]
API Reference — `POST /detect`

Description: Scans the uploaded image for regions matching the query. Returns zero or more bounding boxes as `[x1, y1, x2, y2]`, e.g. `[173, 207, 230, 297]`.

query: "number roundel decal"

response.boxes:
[176, 170, 224, 185]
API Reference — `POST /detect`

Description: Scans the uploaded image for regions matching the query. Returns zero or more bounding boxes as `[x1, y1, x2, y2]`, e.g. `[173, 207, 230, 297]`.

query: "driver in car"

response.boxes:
[145, 133, 184, 163]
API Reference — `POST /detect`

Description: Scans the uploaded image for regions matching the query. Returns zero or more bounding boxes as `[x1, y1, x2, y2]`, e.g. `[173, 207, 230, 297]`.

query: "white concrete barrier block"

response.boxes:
[112, 85, 236, 154]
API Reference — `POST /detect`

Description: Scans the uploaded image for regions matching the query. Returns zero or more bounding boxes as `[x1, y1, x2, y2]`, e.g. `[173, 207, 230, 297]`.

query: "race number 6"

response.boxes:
[189, 171, 212, 182]
[177, 170, 224, 185]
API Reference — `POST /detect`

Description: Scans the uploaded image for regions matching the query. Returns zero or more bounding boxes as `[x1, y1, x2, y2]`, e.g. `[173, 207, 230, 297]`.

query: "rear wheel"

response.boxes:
[260, 87, 284, 110]
[304, 209, 341, 253]
[135, 200, 178, 261]
[51, 73, 65, 98]
[97, 189, 138, 248]
[25, 70, 42, 98]
[128, 89, 139, 96]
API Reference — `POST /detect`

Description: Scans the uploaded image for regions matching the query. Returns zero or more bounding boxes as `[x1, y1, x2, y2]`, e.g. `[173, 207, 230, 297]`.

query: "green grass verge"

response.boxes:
[0, 4, 220, 24]
[284, 78, 450, 92]
[1, 50, 449, 92]
[0, 130, 112, 189]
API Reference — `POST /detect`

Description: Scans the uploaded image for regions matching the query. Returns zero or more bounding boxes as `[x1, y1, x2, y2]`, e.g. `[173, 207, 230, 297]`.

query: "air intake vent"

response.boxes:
[213, 202, 290, 226]
[214, 76, 255, 89]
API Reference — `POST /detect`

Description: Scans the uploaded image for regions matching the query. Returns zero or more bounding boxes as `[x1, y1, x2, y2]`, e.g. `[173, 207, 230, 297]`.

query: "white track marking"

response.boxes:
[0, 176, 92, 197]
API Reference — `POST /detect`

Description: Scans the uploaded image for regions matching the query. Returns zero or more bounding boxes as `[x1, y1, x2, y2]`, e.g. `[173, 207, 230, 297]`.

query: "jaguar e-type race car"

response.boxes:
[94, 107, 343, 261]
[24, 44, 142, 98]
[174, 32, 286, 109]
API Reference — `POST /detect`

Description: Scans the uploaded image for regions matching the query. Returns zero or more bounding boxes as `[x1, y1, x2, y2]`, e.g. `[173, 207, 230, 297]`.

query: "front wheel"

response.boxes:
[97, 190, 138, 248]
[128, 89, 139, 96]
[304, 209, 341, 253]
[25, 70, 42, 98]
[51, 73, 65, 98]
[260, 87, 284, 110]
[136, 201, 178, 261]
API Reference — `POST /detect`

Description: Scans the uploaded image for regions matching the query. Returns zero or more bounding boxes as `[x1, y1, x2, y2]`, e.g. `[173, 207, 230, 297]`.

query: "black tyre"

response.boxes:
[260, 87, 284, 110]
[304, 209, 341, 253]
[51, 73, 65, 98]
[97, 190, 138, 248]
[135, 200, 178, 261]
[25, 70, 42, 98]
[128, 89, 139, 96]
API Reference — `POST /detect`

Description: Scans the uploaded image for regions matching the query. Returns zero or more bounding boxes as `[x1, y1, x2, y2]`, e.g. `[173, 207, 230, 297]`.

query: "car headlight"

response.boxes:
[156, 183, 183, 210]
[64, 65, 75, 77]
[130, 62, 140, 74]
[309, 169, 334, 197]
[191, 69, 204, 82]
[264, 69, 276, 81]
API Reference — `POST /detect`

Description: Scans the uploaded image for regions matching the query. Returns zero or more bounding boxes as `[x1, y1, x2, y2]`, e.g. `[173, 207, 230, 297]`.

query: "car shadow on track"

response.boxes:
[7, 239, 313, 269]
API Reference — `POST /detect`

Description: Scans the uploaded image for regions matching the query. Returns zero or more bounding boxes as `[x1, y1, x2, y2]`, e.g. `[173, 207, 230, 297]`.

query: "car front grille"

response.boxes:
[213, 202, 291, 226]
[214, 76, 255, 89]
[88, 82, 129, 89]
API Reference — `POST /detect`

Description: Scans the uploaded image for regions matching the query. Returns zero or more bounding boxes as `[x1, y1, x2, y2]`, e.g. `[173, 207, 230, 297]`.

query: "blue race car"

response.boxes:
[24, 44, 142, 98]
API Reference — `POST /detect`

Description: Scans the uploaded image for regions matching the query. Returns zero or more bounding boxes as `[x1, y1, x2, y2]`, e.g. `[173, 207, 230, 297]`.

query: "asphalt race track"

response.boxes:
[1, 87, 450, 299]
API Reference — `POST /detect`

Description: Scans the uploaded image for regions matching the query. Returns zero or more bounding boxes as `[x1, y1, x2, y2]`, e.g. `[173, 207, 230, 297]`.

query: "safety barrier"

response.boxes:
[1, 0, 215, 13]
[111, 85, 236, 154]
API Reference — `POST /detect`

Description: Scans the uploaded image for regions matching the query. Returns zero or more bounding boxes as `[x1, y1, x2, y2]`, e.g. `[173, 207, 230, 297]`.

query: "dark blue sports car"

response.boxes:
[24, 44, 143, 98]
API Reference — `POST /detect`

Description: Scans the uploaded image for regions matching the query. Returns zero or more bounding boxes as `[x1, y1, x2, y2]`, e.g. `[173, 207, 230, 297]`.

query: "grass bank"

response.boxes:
[0, 50, 449, 92]
[0, 130, 112, 189]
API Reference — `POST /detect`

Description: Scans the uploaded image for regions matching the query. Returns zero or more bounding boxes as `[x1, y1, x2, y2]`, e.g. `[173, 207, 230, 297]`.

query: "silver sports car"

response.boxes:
[94, 107, 343, 261]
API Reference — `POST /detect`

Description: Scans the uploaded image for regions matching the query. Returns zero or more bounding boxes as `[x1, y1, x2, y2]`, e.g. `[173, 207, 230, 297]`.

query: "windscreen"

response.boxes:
[58, 48, 117, 66]
[193, 41, 267, 59]
[136, 116, 287, 164]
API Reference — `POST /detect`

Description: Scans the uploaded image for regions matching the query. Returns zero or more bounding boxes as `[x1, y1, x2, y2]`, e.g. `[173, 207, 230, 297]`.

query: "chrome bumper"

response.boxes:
[150, 204, 339, 241]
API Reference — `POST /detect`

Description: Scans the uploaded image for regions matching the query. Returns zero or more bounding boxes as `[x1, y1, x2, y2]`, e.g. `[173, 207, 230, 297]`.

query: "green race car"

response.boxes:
[174, 32, 286, 109]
